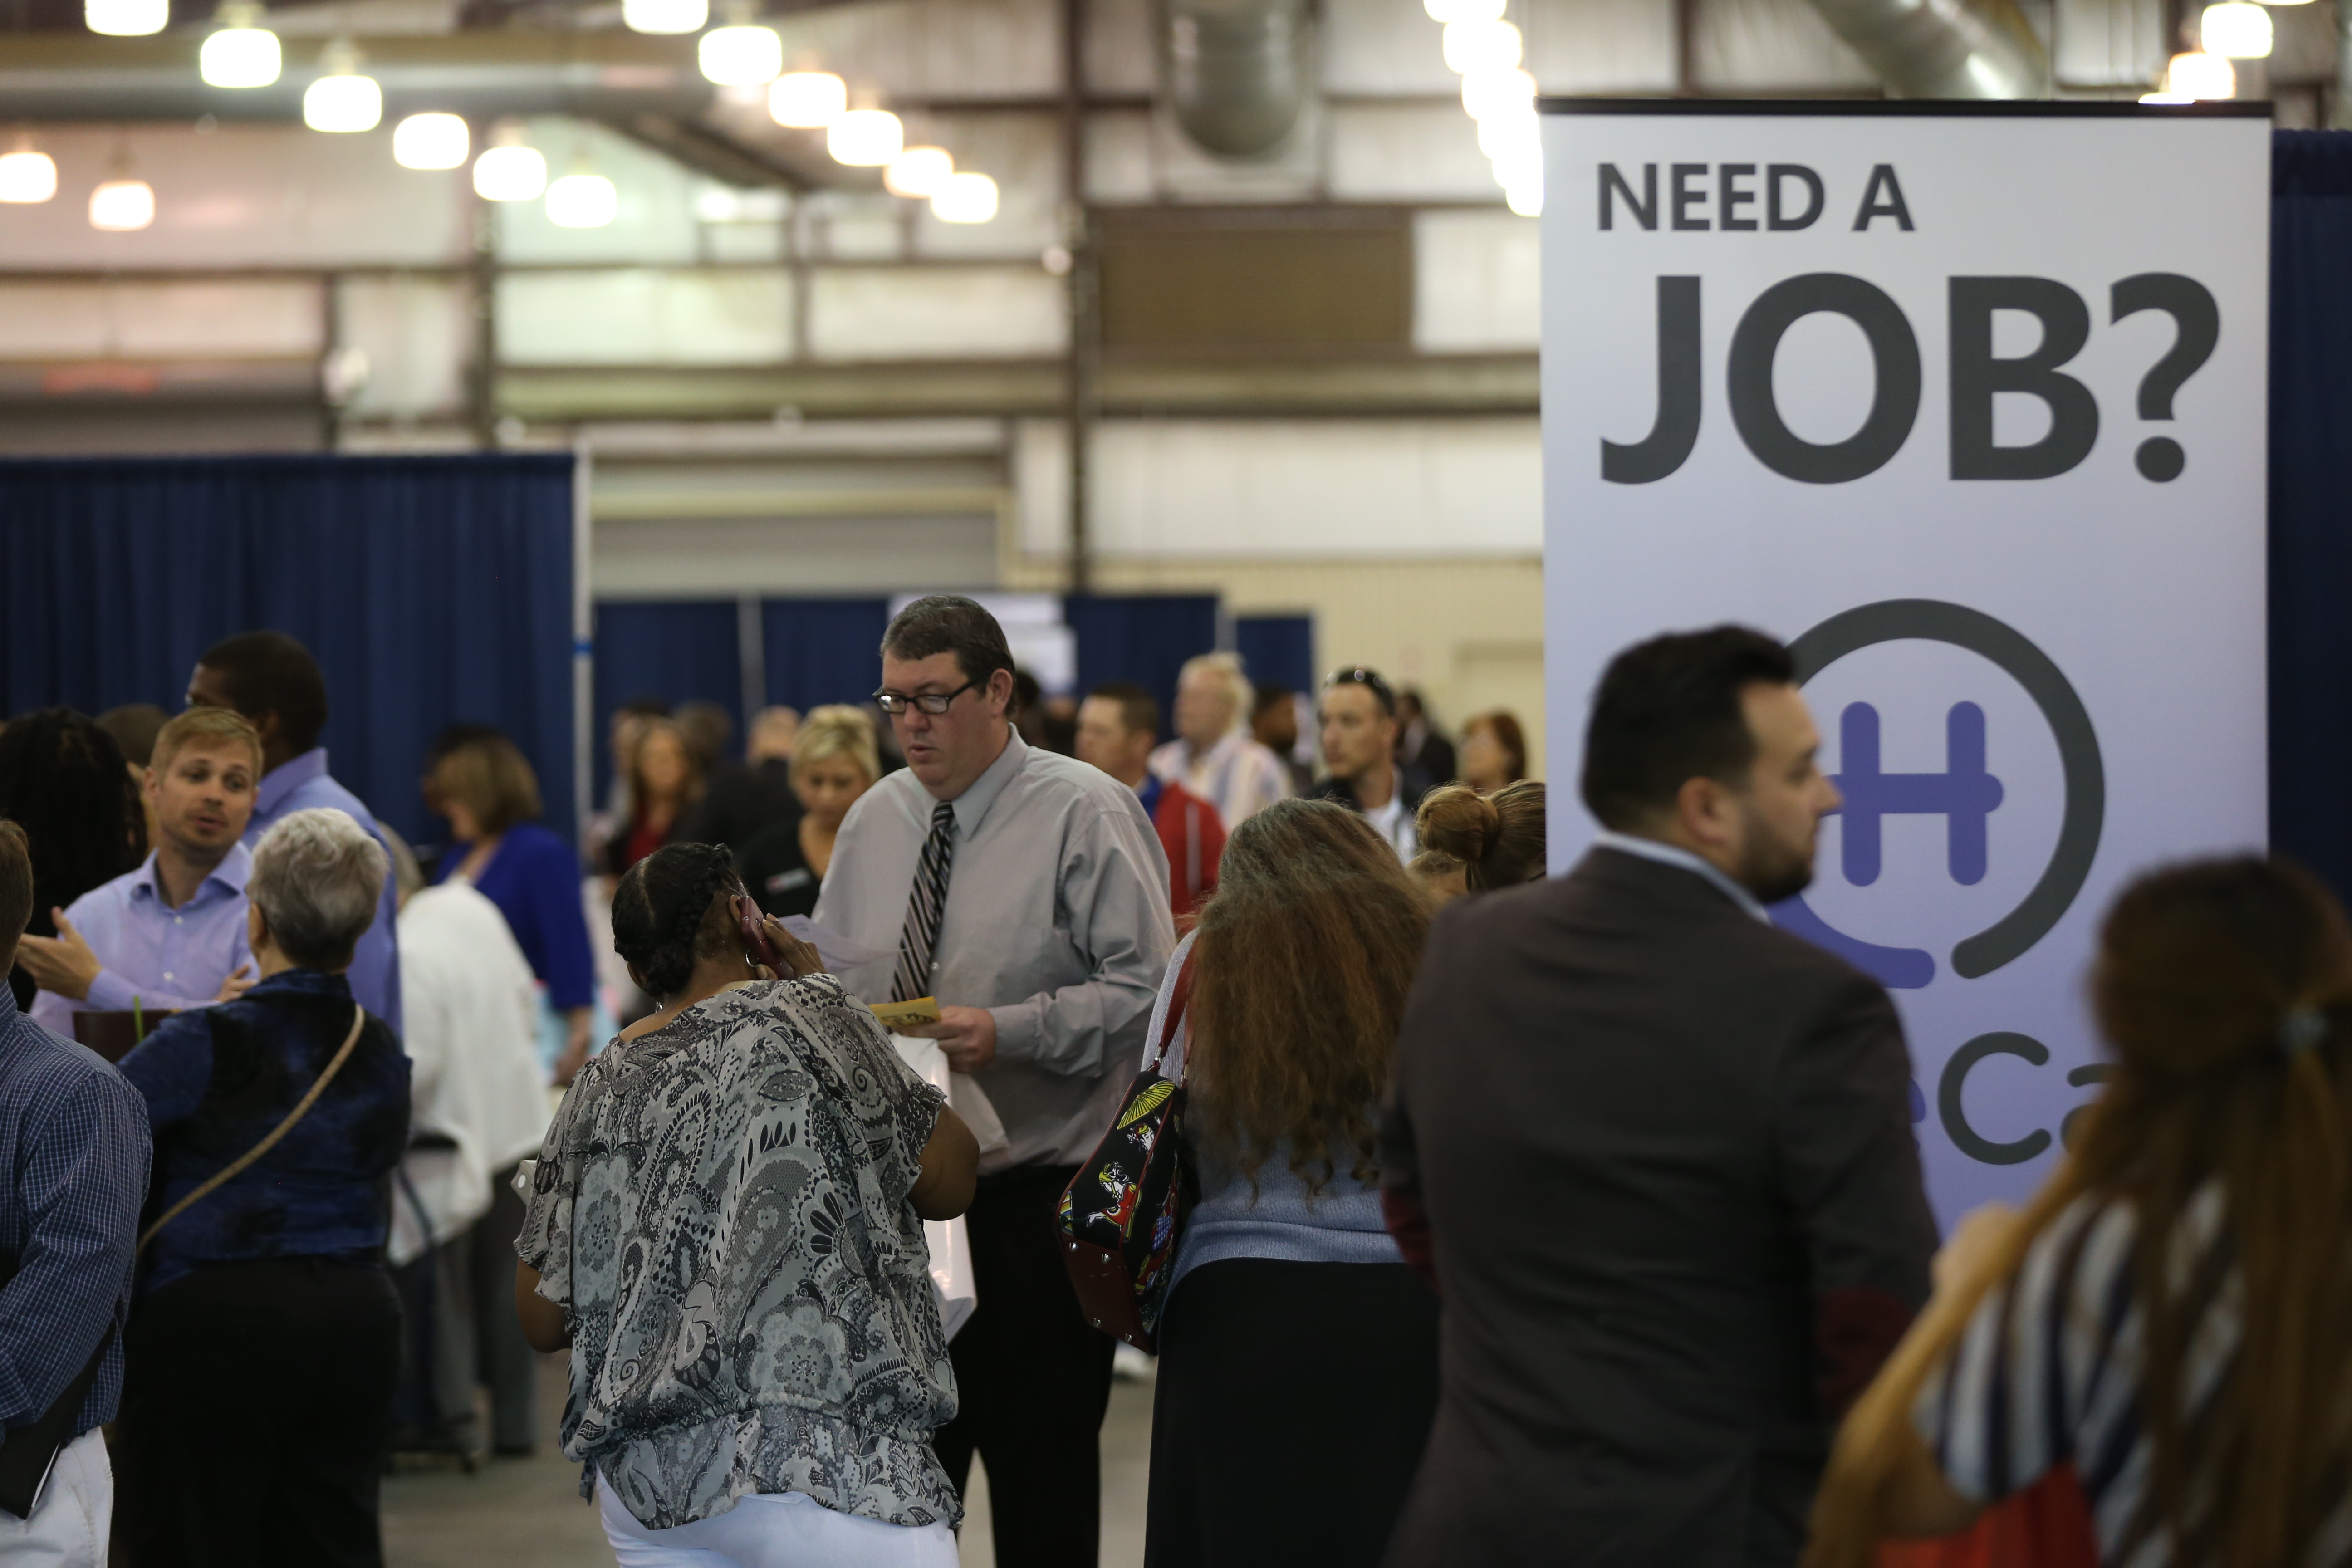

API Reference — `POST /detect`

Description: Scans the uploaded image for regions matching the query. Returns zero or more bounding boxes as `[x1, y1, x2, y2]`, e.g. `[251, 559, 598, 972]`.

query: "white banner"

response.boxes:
[1540, 105, 2271, 1225]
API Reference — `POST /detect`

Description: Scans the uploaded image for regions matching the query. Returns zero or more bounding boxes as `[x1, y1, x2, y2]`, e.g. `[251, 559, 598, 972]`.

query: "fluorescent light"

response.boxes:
[621, 0, 705, 32]
[1423, 0, 1504, 22]
[2200, 1, 2271, 55]
[2166, 49, 2237, 96]
[89, 179, 154, 231]
[699, 24, 782, 86]
[1461, 67, 1536, 120]
[304, 72, 382, 133]
[1442, 19, 1520, 73]
[200, 22, 281, 88]
[0, 150, 57, 204]
[826, 108, 903, 167]
[884, 145, 953, 198]
[694, 186, 788, 222]
[1477, 110, 1537, 157]
[1505, 182, 1542, 217]
[473, 144, 547, 201]
[2137, 91, 2194, 102]
[546, 172, 618, 228]
[1491, 143, 1541, 190]
[930, 171, 997, 224]
[392, 113, 469, 170]
[769, 71, 848, 128]
[85, 0, 167, 36]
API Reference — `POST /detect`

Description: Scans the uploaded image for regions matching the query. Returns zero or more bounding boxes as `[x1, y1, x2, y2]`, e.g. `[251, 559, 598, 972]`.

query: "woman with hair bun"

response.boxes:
[515, 841, 980, 1568]
[1409, 779, 1546, 904]
[1809, 855, 2352, 1568]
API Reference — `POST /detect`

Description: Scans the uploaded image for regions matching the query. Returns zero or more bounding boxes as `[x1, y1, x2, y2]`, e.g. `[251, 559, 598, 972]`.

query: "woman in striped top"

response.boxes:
[1807, 856, 2352, 1568]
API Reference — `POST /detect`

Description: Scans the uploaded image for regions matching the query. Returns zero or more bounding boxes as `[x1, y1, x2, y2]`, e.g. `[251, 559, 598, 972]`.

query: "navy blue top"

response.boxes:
[0, 988, 149, 1437]
[118, 969, 410, 1295]
[434, 821, 596, 1011]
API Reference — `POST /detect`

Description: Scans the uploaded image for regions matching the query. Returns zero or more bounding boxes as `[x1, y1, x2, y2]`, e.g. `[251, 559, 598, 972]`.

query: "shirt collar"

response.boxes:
[1590, 829, 1771, 925]
[255, 747, 329, 818]
[126, 839, 255, 906]
[947, 728, 1028, 838]
[250, 967, 356, 1001]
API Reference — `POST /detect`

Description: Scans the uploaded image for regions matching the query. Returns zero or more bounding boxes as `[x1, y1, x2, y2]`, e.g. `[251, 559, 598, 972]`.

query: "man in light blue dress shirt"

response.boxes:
[18, 709, 263, 1040]
[185, 631, 403, 1034]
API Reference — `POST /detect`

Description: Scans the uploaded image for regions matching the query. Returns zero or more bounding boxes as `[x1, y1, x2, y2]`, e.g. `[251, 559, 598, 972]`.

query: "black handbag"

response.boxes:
[1057, 947, 1197, 1353]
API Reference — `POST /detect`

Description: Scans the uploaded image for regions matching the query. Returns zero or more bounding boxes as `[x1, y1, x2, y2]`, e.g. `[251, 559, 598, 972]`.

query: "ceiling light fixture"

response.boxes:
[2199, 1, 2272, 55]
[89, 177, 154, 231]
[0, 143, 58, 204]
[303, 42, 382, 133]
[473, 122, 548, 201]
[85, 0, 167, 36]
[2166, 49, 2237, 96]
[545, 171, 618, 228]
[622, 0, 706, 32]
[884, 145, 953, 198]
[1476, 109, 1537, 157]
[1505, 182, 1541, 217]
[1461, 66, 1536, 119]
[200, 4, 280, 88]
[1442, 19, 1521, 74]
[769, 70, 847, 128]
[700, 24, 783, 86]
[392, 112, 469, 170]
[826, 108, 903, 166]
[931, 170, 997, 224]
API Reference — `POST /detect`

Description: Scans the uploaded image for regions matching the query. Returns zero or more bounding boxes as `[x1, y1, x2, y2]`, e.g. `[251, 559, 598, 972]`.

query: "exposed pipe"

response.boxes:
[1801, 0, 2052, 99]
[1156, 0, 1309, 159]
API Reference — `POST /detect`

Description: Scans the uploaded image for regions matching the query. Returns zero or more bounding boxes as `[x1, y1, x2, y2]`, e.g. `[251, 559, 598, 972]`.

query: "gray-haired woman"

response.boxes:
[111, 807, 413, 1568]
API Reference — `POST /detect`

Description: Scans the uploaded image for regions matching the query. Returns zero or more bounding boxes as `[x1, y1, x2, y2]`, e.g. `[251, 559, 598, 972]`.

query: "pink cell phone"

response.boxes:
[736, 897, 783, 969]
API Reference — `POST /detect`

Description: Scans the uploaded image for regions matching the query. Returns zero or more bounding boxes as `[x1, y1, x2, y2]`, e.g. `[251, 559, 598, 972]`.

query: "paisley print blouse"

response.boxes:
[516, 974, 957, 1531]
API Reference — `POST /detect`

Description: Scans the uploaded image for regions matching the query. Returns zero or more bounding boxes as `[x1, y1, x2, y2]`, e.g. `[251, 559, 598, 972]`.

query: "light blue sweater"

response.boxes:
[1151, 932, 1405, 1293]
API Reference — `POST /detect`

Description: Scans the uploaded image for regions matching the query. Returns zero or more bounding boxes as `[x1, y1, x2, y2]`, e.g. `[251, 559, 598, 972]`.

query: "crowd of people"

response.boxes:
[1, 595, 2342, 1568]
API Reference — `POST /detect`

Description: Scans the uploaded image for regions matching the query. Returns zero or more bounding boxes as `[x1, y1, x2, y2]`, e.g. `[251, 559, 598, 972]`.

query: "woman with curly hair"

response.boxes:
[1144, 798, 1441, 1568]
[0, 708, 144, 1011]
[1807, 856, 2352, 1568]
[514, 841, 979, 1568]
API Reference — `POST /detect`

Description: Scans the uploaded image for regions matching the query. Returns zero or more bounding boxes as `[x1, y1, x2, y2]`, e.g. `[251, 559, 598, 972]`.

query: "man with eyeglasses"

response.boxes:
[1307, 666, 1432, 861]
[813, 595, 1174, 1568]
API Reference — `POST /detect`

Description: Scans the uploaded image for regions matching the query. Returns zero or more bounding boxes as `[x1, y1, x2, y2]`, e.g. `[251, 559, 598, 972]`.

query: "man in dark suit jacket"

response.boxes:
[1380, 626, 1937, 1568]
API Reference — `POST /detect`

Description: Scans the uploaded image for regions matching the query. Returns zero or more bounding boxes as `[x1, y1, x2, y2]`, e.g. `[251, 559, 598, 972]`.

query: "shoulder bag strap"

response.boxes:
[1143, 948, 1198, 1084]
[137, 1004, 368, 1255]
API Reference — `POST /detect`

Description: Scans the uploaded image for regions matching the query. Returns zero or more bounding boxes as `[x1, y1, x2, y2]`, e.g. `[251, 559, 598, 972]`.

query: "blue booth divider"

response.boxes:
[0, 452, 577, 851]
[1065, 594, 1221, 743]
[1235, 614, 1316, 703]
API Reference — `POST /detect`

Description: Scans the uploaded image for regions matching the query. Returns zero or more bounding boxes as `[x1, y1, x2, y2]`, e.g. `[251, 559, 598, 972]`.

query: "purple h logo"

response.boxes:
[1833, 702, 2006, 888]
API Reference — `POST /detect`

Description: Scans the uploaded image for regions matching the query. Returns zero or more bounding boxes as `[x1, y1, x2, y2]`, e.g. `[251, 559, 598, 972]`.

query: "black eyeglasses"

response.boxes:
[873, 677, 981, 717]
[1323, 666, 1396, 716]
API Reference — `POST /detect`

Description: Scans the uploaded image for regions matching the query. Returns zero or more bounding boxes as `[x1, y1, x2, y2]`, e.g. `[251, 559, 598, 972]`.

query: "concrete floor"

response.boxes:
[381, 1355, 1155, 1568]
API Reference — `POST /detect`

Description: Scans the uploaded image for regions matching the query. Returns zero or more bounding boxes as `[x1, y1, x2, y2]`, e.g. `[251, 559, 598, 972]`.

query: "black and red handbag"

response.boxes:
[1057, 946, 1198, 1352]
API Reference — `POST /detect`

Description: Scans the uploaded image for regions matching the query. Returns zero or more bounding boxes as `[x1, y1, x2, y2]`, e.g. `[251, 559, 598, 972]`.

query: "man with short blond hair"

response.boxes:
[1147, 651, 1292, 828]
[20, 707, 265, 1038]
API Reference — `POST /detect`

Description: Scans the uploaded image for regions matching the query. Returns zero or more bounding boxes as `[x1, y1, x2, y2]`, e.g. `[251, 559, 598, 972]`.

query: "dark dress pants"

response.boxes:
[932, 1163, 1117, 1568]
[114, 1257, 403, 1568]
[1145, 1258, 1441, 1568]
[467, 1163, 538, 1451]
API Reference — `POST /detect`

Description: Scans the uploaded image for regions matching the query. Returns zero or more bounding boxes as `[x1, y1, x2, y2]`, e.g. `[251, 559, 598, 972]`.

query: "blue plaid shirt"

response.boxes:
[0, 985, 150, 1438]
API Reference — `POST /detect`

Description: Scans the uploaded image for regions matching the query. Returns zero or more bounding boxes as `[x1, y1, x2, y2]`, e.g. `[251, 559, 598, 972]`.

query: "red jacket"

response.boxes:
[1141, 777, 1224, 918]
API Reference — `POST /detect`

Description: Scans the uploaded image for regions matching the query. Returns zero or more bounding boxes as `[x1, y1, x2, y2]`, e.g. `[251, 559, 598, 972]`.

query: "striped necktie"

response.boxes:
[892, 800, 958, 1003]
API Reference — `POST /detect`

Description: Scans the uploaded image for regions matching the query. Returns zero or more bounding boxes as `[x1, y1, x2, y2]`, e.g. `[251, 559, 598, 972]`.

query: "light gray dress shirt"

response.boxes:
[1588, 829, 1772, 923]
[814, 729, 1176, 1172]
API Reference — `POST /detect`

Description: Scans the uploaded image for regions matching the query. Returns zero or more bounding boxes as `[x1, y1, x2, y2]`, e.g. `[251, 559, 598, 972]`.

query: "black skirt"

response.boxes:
[1145, 1257, 1441, 1568]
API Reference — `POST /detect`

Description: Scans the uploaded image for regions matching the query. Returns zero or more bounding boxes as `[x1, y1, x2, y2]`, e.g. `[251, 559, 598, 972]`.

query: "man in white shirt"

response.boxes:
[1147, 652, 1292, 828]
[1307, 666, 1431, 861]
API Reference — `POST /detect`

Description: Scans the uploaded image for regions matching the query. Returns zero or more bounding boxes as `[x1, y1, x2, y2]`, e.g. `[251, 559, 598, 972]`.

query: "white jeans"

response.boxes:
[0, 1430, 110, 1568]
[595, 1475, 959, 1568]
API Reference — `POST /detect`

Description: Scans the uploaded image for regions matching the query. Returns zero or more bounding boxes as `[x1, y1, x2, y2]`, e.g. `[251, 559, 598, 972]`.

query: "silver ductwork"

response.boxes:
[1803, 0, 2052, 98]
[1157, 0, 1310, 159]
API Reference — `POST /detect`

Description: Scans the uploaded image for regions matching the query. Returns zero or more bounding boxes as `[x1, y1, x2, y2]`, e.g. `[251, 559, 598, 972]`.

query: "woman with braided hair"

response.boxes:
[514, 841, 979, 1568]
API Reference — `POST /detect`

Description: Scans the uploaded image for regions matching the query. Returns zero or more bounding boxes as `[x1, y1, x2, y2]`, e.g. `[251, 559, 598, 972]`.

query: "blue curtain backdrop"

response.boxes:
[2270, 131, 2352, 905]
[591, 599, 743, 804]
[763, 598, 889, 715]
[1065, 594, 1221, 744]
[0, 453, 576, 851]
[1235, 614, 1316, 701]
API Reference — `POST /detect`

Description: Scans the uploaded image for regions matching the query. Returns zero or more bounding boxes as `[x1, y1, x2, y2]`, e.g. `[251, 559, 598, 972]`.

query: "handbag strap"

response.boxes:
[137, 1004, 368, 1255]
[1143, 947, 1198, 1083]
